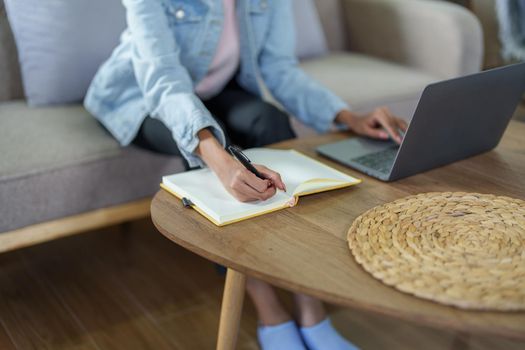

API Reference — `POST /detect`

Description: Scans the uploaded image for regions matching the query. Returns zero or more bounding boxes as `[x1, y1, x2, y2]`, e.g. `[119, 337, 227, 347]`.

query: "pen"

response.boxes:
[227, 145, 266, 180]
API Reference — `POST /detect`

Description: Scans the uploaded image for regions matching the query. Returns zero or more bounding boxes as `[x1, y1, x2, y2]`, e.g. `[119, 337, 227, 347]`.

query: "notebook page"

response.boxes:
[244, 149, 360, 195]
[162, 169, 292, 224]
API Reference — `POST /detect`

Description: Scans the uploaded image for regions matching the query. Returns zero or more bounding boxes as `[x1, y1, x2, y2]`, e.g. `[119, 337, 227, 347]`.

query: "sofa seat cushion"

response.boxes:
[300, 52, 439, 113]
[0, 101, 184, 232]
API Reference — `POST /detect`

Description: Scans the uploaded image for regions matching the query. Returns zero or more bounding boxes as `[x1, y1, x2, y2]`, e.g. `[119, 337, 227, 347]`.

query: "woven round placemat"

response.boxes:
[347, 192, 525, 311]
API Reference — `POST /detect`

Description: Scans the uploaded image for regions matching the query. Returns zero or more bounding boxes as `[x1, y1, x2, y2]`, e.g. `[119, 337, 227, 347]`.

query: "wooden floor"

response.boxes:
[0, 219, 523, 350]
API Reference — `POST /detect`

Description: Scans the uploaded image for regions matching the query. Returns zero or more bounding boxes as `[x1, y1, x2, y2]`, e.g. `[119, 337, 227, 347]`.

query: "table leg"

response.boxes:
[217, 268, 247, 350]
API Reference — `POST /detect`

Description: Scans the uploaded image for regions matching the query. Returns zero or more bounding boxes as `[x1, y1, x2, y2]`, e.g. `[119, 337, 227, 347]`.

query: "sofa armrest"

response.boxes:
[342, 0, 483, 78]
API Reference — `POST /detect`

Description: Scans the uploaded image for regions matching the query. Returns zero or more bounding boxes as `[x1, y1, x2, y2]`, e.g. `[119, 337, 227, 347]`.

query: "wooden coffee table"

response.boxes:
[151, 121, 525, 350]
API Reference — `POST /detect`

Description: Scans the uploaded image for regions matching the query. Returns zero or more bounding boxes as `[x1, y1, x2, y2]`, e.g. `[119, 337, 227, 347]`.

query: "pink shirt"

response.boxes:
[195, 0, 240, 100]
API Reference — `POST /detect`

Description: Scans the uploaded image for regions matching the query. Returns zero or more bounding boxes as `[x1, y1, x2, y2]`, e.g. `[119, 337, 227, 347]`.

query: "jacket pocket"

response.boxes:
[162, 0, 206, 56]
[164, 0, 205, 25]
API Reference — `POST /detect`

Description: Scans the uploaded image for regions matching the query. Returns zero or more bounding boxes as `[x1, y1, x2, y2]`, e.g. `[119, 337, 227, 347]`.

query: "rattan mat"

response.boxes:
[347, 192, 525, 310]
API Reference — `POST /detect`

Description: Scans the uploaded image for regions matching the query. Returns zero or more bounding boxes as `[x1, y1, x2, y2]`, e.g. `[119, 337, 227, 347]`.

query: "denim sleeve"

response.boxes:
[122, 0, 225, 167]
[258, 0, 349, 133]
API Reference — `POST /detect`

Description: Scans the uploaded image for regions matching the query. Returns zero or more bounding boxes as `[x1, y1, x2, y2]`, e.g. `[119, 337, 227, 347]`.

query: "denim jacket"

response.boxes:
[84, 0, 348, 167]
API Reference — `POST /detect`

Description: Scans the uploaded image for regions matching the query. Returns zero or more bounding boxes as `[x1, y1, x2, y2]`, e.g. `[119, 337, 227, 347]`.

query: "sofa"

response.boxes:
[0, 0, 482, 252]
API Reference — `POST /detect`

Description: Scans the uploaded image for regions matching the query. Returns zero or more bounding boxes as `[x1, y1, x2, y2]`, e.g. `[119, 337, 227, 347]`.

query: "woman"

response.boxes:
[85, 0, 406, 348]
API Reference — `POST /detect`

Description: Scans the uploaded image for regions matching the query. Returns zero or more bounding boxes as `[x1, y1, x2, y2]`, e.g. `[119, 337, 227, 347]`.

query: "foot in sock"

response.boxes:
[257, 320, 306, 350]
[300, 318, 360, 350]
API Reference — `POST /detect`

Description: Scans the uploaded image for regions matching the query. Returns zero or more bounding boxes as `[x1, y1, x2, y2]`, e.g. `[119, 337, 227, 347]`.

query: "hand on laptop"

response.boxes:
[336, 107, 408, 144]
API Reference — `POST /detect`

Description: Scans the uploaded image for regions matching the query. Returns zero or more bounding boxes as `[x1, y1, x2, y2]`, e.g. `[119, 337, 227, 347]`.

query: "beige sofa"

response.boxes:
[305, 0, 483, 119]
[444, 0, 503, 68]
[460, 0, 525, 121]
[0, 0, 482, 252]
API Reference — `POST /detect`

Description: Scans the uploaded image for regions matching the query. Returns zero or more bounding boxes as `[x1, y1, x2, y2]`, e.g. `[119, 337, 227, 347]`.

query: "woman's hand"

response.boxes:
[336, 108, 408, 144]
[195, 129, 285, 202]
[215, 160, 286, 202]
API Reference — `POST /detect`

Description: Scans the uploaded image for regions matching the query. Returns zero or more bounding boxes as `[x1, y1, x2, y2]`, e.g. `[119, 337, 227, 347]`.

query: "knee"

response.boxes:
[253, 104, 295, 145]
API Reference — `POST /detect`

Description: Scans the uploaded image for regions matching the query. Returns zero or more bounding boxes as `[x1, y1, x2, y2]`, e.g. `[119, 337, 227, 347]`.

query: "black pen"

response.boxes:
[228, 145, 266, 180]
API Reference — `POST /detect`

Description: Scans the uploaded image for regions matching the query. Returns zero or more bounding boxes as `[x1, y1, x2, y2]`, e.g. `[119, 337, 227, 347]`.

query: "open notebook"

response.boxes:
[161, 148, 361, 226]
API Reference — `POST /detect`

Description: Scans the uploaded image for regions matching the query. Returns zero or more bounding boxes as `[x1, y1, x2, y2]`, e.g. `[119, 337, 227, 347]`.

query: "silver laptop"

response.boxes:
[317, 63, 525, 181]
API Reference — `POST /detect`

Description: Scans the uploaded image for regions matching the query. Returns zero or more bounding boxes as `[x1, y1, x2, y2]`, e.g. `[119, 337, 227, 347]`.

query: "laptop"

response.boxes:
[316, 62, 525, 181]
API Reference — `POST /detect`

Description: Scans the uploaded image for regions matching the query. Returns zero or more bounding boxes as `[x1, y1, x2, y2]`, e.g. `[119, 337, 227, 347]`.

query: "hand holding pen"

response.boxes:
[228, 145, 286, 199]
[195, 129, 285, 203]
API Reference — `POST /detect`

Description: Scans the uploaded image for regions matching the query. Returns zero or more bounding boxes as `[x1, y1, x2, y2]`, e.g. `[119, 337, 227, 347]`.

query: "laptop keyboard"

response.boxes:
[351, 147, 399, 174]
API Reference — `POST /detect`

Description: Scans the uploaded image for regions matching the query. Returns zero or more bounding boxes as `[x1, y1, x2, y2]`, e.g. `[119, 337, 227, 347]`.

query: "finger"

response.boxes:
[241, 170, 271, 193]
[258, 185, 277, 200]
[378, 113, 401, 142]
[255, 165, 287, 192]
[232, 183, 262, 202]
[376, 112, 402, 143]
[363, 125, 389, 140]
[382, 108, 409, 131]
[384, 110, 409, 136]
[396, 117, 409, 131]
[229, 184, 257, 202]
[239, 181, 276, 201]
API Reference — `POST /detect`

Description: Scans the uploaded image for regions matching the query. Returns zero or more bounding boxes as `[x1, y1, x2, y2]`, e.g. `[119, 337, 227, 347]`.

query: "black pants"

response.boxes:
[133, 80, 296, 160]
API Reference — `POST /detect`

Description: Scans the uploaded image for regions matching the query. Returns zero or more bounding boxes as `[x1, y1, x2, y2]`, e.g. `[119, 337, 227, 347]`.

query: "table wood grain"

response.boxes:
[151, 120, 525, 340]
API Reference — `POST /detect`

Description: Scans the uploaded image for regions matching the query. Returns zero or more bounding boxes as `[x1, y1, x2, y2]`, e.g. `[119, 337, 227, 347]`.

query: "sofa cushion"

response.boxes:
[293, 0, 328, 59]
[4, 0, 126, 106]
[300, 52, 439, 113]
[313, 0, 347, 51]
[0, 101, 184, 232]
